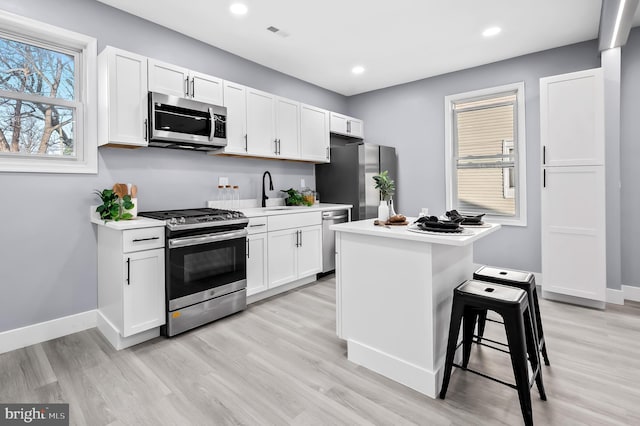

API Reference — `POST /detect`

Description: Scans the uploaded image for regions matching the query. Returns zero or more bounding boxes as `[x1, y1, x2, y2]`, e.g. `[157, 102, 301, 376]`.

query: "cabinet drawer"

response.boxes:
[123, 227, 165, 253]
[247, 216, 268, 235]
[268, 211, 321, 232]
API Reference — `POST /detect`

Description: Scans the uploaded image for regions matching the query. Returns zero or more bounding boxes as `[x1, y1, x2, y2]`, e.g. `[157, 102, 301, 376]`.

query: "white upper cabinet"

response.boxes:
[98, 46, 149, 147]
[300, 104, 330, 163]
[246, 87, 277, 157]
[222, 81, 248, 155]
[330, 112, 364, 139]
[540, 68, 604, 167]
[148, 59, 223, 105]
[275, 96, 301, 159]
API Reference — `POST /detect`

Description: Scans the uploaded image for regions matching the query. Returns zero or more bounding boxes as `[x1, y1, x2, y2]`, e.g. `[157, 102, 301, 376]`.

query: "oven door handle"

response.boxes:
[169, 229, 248, 249]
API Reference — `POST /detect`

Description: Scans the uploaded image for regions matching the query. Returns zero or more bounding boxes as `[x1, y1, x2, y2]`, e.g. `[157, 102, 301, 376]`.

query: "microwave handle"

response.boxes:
[208, 107, 215, 141]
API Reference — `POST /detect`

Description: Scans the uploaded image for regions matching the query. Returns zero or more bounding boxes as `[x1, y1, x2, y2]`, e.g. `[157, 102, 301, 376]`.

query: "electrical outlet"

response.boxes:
[300, 178, 306, 188]
[218, 177, 229, 186]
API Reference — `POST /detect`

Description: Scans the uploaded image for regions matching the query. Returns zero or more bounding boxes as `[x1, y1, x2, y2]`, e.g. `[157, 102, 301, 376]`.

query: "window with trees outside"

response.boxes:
[0, 11, 96, 173]
[444, 82, 527, 226]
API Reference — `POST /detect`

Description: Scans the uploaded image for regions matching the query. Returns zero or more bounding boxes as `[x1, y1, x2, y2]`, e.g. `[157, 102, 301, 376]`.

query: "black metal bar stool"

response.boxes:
[473, 266, 550, 366]
[440, 280, 546, 426]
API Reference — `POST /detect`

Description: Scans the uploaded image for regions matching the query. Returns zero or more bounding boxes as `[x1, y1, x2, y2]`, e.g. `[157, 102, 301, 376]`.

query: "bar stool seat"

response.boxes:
[440, 280, 546, 426]
[473, 265, 550, 366]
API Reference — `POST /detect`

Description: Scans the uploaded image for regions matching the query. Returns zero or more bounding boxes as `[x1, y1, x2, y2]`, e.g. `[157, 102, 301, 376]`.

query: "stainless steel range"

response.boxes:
[138, 208, 249, 336]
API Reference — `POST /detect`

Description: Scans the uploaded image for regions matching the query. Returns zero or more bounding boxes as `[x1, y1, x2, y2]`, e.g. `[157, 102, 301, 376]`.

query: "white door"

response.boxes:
[300, 104, 330, 162]
[148, 59, 189, 98]
[348, 119, 364, 138]
[122, 249, 166, 337]
[268, 229, 297, 288]
[190, 71, 223, 105]
[275, 97, 300, 159]
[247, 233, 268, 296]
[540, 68, 604, 166]
[330, 112, 348, 135]
[246, 88, 276, 157]
[222, 81, 247, 154]
[104, 48, 148, 146]
[541, 166, 606, 301]
[297, 225, 322, 278]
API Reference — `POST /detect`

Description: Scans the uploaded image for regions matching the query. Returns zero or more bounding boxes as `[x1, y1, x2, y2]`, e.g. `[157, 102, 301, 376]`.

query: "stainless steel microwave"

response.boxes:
[148, 92, 227, 152]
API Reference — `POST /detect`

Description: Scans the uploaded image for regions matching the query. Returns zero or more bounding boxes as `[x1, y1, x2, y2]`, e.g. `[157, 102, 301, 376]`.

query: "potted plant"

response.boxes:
[372, 170, 396, 221]
[94, 189, 135, 221]
[281, 188, 314, 206]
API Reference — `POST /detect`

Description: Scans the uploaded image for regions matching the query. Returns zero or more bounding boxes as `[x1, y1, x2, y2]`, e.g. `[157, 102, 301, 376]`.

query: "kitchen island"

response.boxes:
[332, 218, 500, 398]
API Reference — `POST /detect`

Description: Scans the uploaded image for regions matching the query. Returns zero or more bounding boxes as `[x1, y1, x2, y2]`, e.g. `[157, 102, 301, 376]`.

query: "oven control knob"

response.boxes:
[178, 217, 186, 224]
[169, 218, 177, 226]
[226, 213, 233, 219]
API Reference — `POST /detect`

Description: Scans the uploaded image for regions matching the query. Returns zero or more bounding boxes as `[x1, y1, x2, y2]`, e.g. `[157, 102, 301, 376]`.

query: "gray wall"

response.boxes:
[621, 28, 640, 288]
[0, 0, 347, 333]
[346, 41, 601, 275]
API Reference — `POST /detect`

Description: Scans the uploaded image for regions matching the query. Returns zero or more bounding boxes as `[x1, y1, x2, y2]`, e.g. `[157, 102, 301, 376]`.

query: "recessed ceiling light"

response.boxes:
[352, 66, 365, 75]
[482, 27, 502, 37]
[230, 3, 248, 15]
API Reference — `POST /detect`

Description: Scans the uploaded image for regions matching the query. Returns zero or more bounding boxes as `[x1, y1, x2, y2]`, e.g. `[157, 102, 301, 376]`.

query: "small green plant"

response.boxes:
[373, 170, 395, 201]
[280, 188, 313, 206]
[94, 189, 134, 221]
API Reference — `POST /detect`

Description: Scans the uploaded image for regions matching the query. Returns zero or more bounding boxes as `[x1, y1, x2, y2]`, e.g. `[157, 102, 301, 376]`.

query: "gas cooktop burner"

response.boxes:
[139, 208, 248, 231]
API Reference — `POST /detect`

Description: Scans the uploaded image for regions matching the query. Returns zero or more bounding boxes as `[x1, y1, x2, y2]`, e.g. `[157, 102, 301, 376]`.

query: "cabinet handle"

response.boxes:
[246, 238, 250, 259]
[185, 77, 190, 97]
[191, 78, 195, 98]
[277, 139, 281, 155]
[295, 230, 300, 247]
[132, 236, 160, 242]
[144, 118, 148, 141]
[274, 139, 278, 155]
[299, 230, 303, 247]
[347, 120, 351, 133]
[543, 169, 546, 188]
[542, 146, 546, 165]
[326, 146, 329, 160]
[244, 134, 248, 152]
[126, 257, 131, 285]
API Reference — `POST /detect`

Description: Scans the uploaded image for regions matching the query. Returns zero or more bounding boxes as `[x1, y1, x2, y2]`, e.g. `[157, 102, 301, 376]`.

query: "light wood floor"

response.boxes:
[1, 275, 639, 425]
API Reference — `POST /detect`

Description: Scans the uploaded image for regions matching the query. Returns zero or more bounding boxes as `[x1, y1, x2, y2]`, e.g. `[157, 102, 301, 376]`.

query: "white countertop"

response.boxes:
[238, 203, 352, 218]
[90, 206, 165, 230]
[331, 218, 500, 246]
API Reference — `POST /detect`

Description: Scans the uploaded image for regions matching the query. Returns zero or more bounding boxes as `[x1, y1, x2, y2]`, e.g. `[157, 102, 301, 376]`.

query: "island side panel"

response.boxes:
[337, 230, 436, 396]
[429, 243, 474, 392]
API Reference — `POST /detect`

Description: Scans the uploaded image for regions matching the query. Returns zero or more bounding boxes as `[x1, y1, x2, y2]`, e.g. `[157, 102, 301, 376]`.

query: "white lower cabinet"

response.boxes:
[267, 211, 322, 289]
[246, 217, 268, 296]
[97, 225, 165, 349]
[246, 211, 323, 297]
[122, 248, 165, 336]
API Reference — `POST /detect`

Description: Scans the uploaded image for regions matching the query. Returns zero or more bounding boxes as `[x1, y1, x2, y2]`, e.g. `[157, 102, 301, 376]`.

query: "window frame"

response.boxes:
[0, 10, 97, 174]
[444, 82, 527, 226]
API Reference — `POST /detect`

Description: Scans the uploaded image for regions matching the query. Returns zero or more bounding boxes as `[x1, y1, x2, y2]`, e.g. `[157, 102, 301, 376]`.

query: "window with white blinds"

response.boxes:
[444, 82, 527, 226]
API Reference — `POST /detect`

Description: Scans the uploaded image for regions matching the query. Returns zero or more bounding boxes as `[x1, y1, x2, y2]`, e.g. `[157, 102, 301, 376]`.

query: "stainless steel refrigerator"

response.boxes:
[315, 142, 397, 221]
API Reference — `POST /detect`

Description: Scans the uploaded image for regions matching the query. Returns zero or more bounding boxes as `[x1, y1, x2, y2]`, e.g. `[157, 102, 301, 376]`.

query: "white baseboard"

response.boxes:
[0, 310, 97, 355]
[623, 285, 640, 302]
[606, 288, 625, 305]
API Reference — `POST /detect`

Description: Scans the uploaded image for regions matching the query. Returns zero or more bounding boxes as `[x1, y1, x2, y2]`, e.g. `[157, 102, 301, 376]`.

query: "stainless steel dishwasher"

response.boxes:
[322, 209, 349, 273]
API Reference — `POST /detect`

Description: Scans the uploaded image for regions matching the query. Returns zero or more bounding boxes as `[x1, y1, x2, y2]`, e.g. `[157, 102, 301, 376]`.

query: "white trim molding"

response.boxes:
[0, 9, 97, 174]
[606, 287, 625, 305]
[623, 285, 640, 302]
[0, 310, 96, 354]
[444, 81, 527, 227]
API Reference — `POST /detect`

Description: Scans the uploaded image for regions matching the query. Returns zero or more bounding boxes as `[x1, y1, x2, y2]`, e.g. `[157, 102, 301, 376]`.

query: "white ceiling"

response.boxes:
[97, 0, 640, 96]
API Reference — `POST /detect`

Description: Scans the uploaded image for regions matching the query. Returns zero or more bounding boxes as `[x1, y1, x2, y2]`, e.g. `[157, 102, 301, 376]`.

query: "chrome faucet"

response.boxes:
[262, 171, 274, 207]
